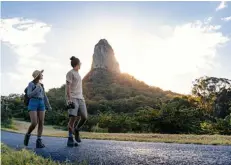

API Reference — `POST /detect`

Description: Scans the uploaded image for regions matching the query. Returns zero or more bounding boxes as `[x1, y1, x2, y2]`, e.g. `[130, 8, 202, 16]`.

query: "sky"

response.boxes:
[1, 1, 231, 96]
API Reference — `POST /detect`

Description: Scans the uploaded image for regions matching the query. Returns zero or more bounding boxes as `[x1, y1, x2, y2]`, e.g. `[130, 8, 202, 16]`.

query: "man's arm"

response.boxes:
[66, 71, 73, 102]
[66, 81, 71, 102]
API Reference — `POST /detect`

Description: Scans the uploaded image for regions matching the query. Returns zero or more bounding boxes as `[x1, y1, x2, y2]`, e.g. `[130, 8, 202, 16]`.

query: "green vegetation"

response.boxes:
[2, 120, 231, 145]
[1, 143, 88, 165]
[1, 69, 231, 137]
[1, 100, 16, 130]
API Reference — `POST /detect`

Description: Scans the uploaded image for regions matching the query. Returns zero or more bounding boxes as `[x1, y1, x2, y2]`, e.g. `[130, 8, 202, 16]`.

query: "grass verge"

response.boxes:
[1, 143, 87, 165]
[1, 119, 231, 145]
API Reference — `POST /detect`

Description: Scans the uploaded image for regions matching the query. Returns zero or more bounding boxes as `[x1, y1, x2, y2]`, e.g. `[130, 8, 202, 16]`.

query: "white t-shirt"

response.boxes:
[66, 69, 84, 99]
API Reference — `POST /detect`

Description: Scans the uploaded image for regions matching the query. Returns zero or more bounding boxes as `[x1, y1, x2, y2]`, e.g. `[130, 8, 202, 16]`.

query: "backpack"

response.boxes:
[23, 82, 36, 106]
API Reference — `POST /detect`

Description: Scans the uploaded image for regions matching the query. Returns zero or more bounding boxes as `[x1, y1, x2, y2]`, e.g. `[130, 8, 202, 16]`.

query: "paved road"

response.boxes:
[1, 131, 231, 165]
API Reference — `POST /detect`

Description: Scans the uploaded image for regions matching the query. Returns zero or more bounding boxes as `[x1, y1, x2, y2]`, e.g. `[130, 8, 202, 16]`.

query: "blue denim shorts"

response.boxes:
[28, 98, 45, 111]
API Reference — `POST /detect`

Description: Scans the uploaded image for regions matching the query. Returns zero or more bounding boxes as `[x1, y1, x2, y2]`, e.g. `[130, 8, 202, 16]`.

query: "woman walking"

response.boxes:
[24, 70, 52, 148]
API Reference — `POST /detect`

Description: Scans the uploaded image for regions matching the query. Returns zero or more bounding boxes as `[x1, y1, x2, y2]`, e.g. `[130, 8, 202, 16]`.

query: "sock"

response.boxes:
[68, 130, 73, 138]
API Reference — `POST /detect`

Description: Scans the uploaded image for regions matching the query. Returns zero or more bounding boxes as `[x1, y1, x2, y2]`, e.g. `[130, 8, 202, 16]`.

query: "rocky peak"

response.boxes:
[91, 39, 120, 73]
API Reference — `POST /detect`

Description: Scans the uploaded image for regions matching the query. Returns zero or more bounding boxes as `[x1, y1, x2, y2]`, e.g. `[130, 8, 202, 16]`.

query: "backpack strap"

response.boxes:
[25, 82, 37, 94]
[40, 83, 45, 91]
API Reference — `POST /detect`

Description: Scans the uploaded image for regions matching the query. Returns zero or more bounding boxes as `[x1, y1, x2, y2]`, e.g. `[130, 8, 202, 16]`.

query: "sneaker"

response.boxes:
[67, 137, 75, 147]
[24, 133, 31, 146]
[74, 142, 78, 147]
[36, 139, 45, 148]
[74, 128, 81, 143]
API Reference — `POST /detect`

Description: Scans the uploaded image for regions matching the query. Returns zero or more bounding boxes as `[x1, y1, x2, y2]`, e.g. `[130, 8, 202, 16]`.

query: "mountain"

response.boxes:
[91, 39, 120, 73]
[81, 39, 181, 113]
[47, 39, 181, 114]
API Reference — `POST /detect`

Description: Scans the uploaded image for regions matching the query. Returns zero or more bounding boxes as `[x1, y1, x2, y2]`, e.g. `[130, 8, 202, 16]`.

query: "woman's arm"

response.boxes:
[27, 82, 41, 98]
[44, 92, 52, 110]
[41, 84, 52, 110]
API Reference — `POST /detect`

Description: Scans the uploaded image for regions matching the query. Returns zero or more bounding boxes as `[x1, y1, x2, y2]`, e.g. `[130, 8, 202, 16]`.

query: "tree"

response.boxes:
[159, 97, 203, 133]
[214, 89, 231, 118]
[1, 97, 13, 128]
[192, 76, 231, 114]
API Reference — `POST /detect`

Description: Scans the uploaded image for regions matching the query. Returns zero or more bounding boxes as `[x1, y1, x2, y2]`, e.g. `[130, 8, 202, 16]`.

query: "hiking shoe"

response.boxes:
[74, 129, 81, 143]
[67, 137, 75, 147]
[24, 133, 31, 146]
[74, 142, 78, 147]
[36, 139, 45, 148]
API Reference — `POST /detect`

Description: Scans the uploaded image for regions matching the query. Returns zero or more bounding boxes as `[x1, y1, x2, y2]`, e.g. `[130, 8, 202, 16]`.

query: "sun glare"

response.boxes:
[87, 18, 227, 94]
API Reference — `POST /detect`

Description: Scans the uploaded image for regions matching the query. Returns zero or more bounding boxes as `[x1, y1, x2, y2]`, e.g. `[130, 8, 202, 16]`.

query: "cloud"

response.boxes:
[1, 17, 65, 95]
[204, 17, 213, 24]
[1, 18, 51, 67]
[216, 1, 227, 11]
[221, 16, 231, 22]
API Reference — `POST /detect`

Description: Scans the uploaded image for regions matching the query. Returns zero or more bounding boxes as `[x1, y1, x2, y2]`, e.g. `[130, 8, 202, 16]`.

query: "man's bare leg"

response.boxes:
[68, 116, 78, 136]
[67, 116, 79, 147]
[74, 100, 88, 143]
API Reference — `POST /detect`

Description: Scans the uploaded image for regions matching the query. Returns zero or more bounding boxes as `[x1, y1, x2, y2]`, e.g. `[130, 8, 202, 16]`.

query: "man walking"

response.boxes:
[66, 56, 88, 147]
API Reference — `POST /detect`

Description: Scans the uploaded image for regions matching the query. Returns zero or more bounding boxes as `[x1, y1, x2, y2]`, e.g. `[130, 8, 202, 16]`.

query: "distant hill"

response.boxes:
[83, 68, 180, 101]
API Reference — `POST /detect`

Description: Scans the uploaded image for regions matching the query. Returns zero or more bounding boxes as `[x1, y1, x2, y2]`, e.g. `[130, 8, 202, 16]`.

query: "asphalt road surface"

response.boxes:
[1, 131, 231, 165]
